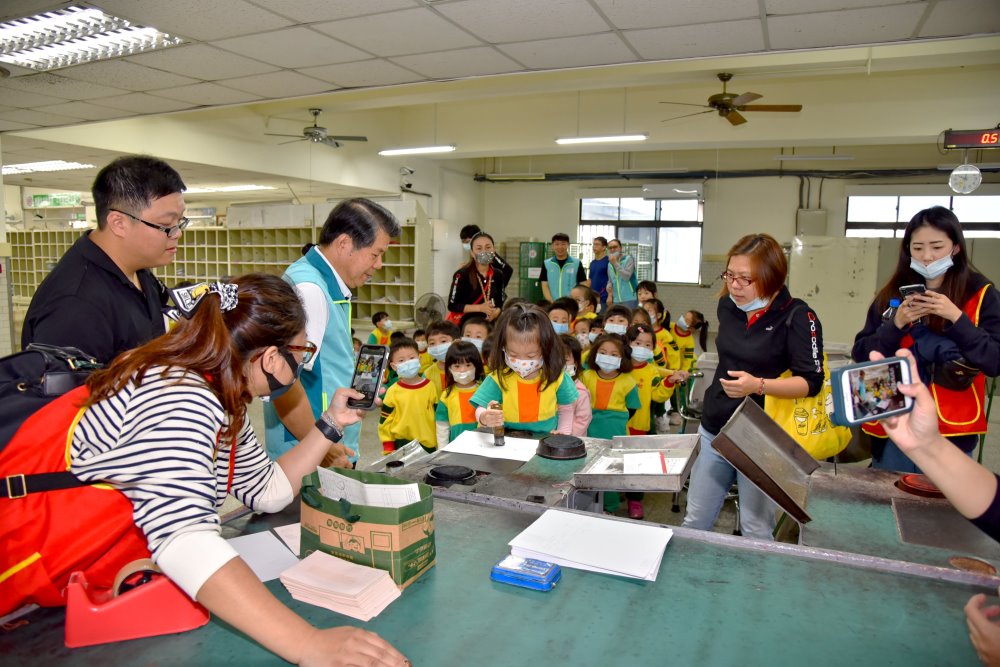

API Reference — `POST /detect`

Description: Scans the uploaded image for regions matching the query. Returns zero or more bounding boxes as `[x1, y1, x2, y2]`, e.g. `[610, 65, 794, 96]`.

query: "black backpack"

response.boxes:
[0, 344, 102, 451]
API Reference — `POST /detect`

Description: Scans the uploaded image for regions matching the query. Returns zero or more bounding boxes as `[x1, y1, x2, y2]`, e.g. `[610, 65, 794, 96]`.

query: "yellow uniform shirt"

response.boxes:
[579, 369, 640, 439]
[367, 329, 392, 346]
[419, 350, 434, 373]
[671, 323, 696, 372]
[653, 325, 682, 371]
[378, 378, 439, 451]
[470, 370, 578, 434]
[424, 363, 445, 395]
[628, 362, 676, 432]
[435, 384, 481, 441]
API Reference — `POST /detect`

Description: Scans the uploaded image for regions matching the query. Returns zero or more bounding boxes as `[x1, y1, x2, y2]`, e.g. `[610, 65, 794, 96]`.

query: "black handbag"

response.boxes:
[932, 357, 981, 392]
[0, 343, 101, 451]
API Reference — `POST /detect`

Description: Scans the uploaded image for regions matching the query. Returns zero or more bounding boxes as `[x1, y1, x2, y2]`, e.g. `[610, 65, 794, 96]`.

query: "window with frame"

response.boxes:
[846, 194, 1000, 238]
[578, 197, 703, 284]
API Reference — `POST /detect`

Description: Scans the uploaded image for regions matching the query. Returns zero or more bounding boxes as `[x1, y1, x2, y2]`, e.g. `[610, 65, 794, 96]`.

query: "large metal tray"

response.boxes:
[572, 433, 700, 492]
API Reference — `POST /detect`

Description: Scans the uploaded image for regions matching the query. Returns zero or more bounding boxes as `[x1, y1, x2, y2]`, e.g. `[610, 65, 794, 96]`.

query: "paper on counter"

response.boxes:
[227, 531, 300, 582]
[316, 466, 420, 508]
[281, 551, 400, 622]
[441, 429, 539, 462]
[623, 452, 687, 475]
[273, 522, 301, 557]
[508, 509, 672, 581]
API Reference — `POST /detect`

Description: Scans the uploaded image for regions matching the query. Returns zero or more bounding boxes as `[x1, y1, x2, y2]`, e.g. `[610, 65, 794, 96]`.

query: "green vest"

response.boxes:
[543, 256, 580, 299]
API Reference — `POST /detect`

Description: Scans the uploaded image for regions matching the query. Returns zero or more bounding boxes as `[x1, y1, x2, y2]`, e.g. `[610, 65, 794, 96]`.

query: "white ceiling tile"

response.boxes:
[214, 27, 370, 68]
[0, 108, 84, 126]
[498, 34, 637, 70]
[769, 4, 927, 49]
[765, 0, 915, 15]
[56, 59, 199, 91]
[94, 0, 293, 40]
[0, 0, 64, 22]
[435, 0, 610, 42]
[254, 0, 416, 23]
[919, 0, 1000, 37]
[595, 0, 760, 29]
[33, 101, 135, 121]
[147, 82, 264, 105]
[313, 8, 482, 57]
[391, 47, 523, 79]
[0, 87, 69, 108]
[216, 71, 334, 97]
[1, 73, 128, 100]
[126, 44, 280, 80]
[624, 20, 766, 60]
[0, 119, 40, 131]
[299, 59, 424, 88]
[89, 93, 198, 114]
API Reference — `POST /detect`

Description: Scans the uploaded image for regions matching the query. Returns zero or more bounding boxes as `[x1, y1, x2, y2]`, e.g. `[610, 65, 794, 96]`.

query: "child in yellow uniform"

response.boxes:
[472, 304, 579, 436]
[547, 300, 574, 337]
[413, 328, 433, 373]
[460, 314, 491, 366]
[434, 341, 485, 446]
[367, 311, 393, 346]
[644, 298, 682, 371]
[627, 324, 686, 434]
[379, 339, 439, 453]
[671, 310, 709, 371]
[423, 320, 461, 395]
[580, 333, 640, 515]
[571, 285, 599, 324]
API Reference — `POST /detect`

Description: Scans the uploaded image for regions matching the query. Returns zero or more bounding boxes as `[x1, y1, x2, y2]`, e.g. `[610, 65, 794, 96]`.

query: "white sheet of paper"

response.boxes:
[508, 509, 673, 581]
[315, 466, 420, 508]
[441, 429, 538, 462]
[273, 522, 301, 557]
[227, 531, 300, 582]
[623, 452, 687, 475]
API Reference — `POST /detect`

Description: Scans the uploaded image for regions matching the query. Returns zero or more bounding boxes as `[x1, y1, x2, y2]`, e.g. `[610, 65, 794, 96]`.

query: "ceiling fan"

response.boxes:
[265, 108, 368, 148]
[660, 73, 803, 126]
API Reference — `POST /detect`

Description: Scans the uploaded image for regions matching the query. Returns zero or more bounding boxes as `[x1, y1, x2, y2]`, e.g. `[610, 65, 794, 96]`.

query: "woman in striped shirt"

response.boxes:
[1, 274, 408, 667]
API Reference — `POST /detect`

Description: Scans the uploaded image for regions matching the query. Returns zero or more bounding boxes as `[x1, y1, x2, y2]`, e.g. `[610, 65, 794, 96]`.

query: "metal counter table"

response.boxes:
[3, 492, 995, 666]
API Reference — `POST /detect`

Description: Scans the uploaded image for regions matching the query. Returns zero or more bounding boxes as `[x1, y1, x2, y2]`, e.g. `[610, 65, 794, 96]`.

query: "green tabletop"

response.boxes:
[1, 496, 991, 666]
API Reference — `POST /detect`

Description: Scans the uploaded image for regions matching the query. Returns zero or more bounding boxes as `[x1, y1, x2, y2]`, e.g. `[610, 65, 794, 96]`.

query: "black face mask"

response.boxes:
[260, 348, 302, 402]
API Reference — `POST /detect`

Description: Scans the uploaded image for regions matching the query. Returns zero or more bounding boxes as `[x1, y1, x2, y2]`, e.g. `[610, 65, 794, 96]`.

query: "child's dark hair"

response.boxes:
[550, 296, 578, 320]
[631, 308, 653, 328]
[426, 320, 461, 340]
[371, 311, 390, 326]
[604, 304, 632, 323]
[389, 331, 406, 344]
[488, 303, 565, 391]
[413, 328, 426, 339]
[590, 315, 604, 329]
[637, 280, 657, 296]
[442, 340, 485, 394]
[389, 337, 419, 360]
[460, 313, 491, 335]
[646, 298, 669, 327]
[590, 333, 632, 373]
[503, 296, 529, 310]
[573, 285, 598, 310]
[686, 310, 710, 352]
[626, 323, 655, 345]
[560, 333, 582, 378]
[536, 299, 551, 309]
[352, 337, 362, 349]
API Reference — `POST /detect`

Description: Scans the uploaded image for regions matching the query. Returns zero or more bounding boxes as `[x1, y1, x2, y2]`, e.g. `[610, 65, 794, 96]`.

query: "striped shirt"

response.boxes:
[70, 366, 292, 597]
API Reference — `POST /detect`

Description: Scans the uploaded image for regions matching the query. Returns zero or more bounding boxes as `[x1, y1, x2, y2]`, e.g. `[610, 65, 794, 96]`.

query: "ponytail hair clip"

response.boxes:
[169, 281, 239, 318]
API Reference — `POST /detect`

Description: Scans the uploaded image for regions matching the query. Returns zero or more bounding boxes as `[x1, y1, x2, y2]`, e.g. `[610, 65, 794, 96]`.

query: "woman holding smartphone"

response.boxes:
[681, 234, 826, 540]
[852, 206, 1000, 473]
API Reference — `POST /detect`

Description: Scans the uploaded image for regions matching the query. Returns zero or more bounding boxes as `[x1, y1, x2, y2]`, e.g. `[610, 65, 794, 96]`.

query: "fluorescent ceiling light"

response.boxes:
[618, 168, 690, 175]
[378, 145, 456, 156]
[555, 134, 647, 145]
[2, 160, 95, 175]
[0, 6, 183, 72]
[774, 154, 855, 161]
[185, 184, 277, 194]
[485, 173, 546, 181]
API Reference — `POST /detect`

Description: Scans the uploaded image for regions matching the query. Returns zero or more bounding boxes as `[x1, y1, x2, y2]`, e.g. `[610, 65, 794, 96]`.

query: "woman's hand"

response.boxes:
[893, 298, 924, 328]
[910, 290, 964, 323]
[324, 387, 367, 429]
[872, 349, 943, 458]
[719, 370, 759, 398]
[484, 305, 501, 321]
[966, 590, 1000, 666]
[299, 626, 410, 667]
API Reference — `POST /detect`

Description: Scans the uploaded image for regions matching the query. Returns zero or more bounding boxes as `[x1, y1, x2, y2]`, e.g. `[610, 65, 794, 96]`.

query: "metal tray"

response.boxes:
[573, 433, 700, 492]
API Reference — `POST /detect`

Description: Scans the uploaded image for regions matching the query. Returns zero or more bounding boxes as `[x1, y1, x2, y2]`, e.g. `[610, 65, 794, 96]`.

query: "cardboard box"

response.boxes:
[299, 469, 435, 589]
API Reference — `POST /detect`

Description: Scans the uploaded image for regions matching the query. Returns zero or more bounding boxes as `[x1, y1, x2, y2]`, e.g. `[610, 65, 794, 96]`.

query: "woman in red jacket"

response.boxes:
[852, 206, 1000, 473]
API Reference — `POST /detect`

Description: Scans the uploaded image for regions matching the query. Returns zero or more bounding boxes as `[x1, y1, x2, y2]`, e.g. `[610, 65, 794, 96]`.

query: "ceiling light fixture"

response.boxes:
[556, 134, 647, 146]
[378, 145, 456, 156]
[773, 154, 855, 161]
[184, 184, 277, 194]
[0, 6, 183, 72]
[2, 160, 95, 175]
[484, 172, 546, 181]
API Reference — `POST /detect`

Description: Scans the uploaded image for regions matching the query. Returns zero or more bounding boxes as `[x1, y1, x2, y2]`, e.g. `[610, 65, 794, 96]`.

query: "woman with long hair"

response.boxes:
[682, 234, 826, 540]
[0, 274, 408, 666]
[446, 231, 513, 323]
[852, 206, 1000, 472]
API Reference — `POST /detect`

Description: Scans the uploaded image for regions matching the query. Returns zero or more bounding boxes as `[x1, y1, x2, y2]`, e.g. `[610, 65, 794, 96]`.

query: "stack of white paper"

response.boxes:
[508, 509, 673, 581]
[280, 551, 401, 621]
[441, 429, 539, 462]
[315, 466, 421, 508]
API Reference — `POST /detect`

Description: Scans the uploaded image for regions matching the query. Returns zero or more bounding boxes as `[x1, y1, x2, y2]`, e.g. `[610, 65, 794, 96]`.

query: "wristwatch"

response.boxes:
[315, 413, 343, 443]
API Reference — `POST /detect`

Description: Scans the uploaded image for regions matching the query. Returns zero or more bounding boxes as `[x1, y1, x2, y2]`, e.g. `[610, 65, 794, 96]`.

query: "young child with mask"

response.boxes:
[434, 341, 486, 445]
[460, 314, 491, 364]
[367, 311, 393, 346]
[557, 333, 592, 437]
[423, 320, 461, 394]
[378, 338, 439, 453]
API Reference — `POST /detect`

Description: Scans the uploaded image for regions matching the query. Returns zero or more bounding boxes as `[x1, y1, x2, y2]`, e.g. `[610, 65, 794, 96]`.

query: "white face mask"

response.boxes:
[394, 358, 421, 379]
[461, 336, 484, 352]
[380, 319, 393, 331]
[575, 333, 590, 347]
[605, 322, 627, 336]
[730, 294, 770, 313]
[910, 255, 953, 280]
[588, 331, 600, 343]
[416, 340, 428, 352]
[676, 316, 690, 331]
[462, 242, 471, 252]
[595, 353, 622, 373]
[428, 342, 451, 361]
[552, 322, 569, 335]
[565, 363, 577, 378]
[504, 351, 543, 378]
[630, 345, 654, 363]
[450, 368, 476, 385]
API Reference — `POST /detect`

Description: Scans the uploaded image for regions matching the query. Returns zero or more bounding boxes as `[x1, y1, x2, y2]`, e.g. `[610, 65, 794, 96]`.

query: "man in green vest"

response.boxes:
[265, 199, 400, 463]
[541, 232, 587, 301]
[606, 238, 638, 309]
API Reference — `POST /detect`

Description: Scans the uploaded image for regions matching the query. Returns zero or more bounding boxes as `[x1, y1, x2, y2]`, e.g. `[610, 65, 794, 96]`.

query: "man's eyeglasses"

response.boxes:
[111, 208, 190, 239]
[720, 271, 754, 288]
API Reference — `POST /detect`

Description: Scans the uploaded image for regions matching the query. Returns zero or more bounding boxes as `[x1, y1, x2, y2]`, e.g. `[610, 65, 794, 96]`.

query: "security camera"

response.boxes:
[399, 166, 415, 175]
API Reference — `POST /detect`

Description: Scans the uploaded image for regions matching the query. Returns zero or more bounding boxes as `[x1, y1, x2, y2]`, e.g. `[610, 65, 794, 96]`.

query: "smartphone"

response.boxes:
[899, 284, 927, 299]
[347, 345, 389, 410]
[830, 357, 914, 427]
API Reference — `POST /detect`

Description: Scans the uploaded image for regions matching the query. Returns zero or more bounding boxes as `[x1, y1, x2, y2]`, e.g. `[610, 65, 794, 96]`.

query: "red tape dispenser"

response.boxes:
[64, 559, 210, 648]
